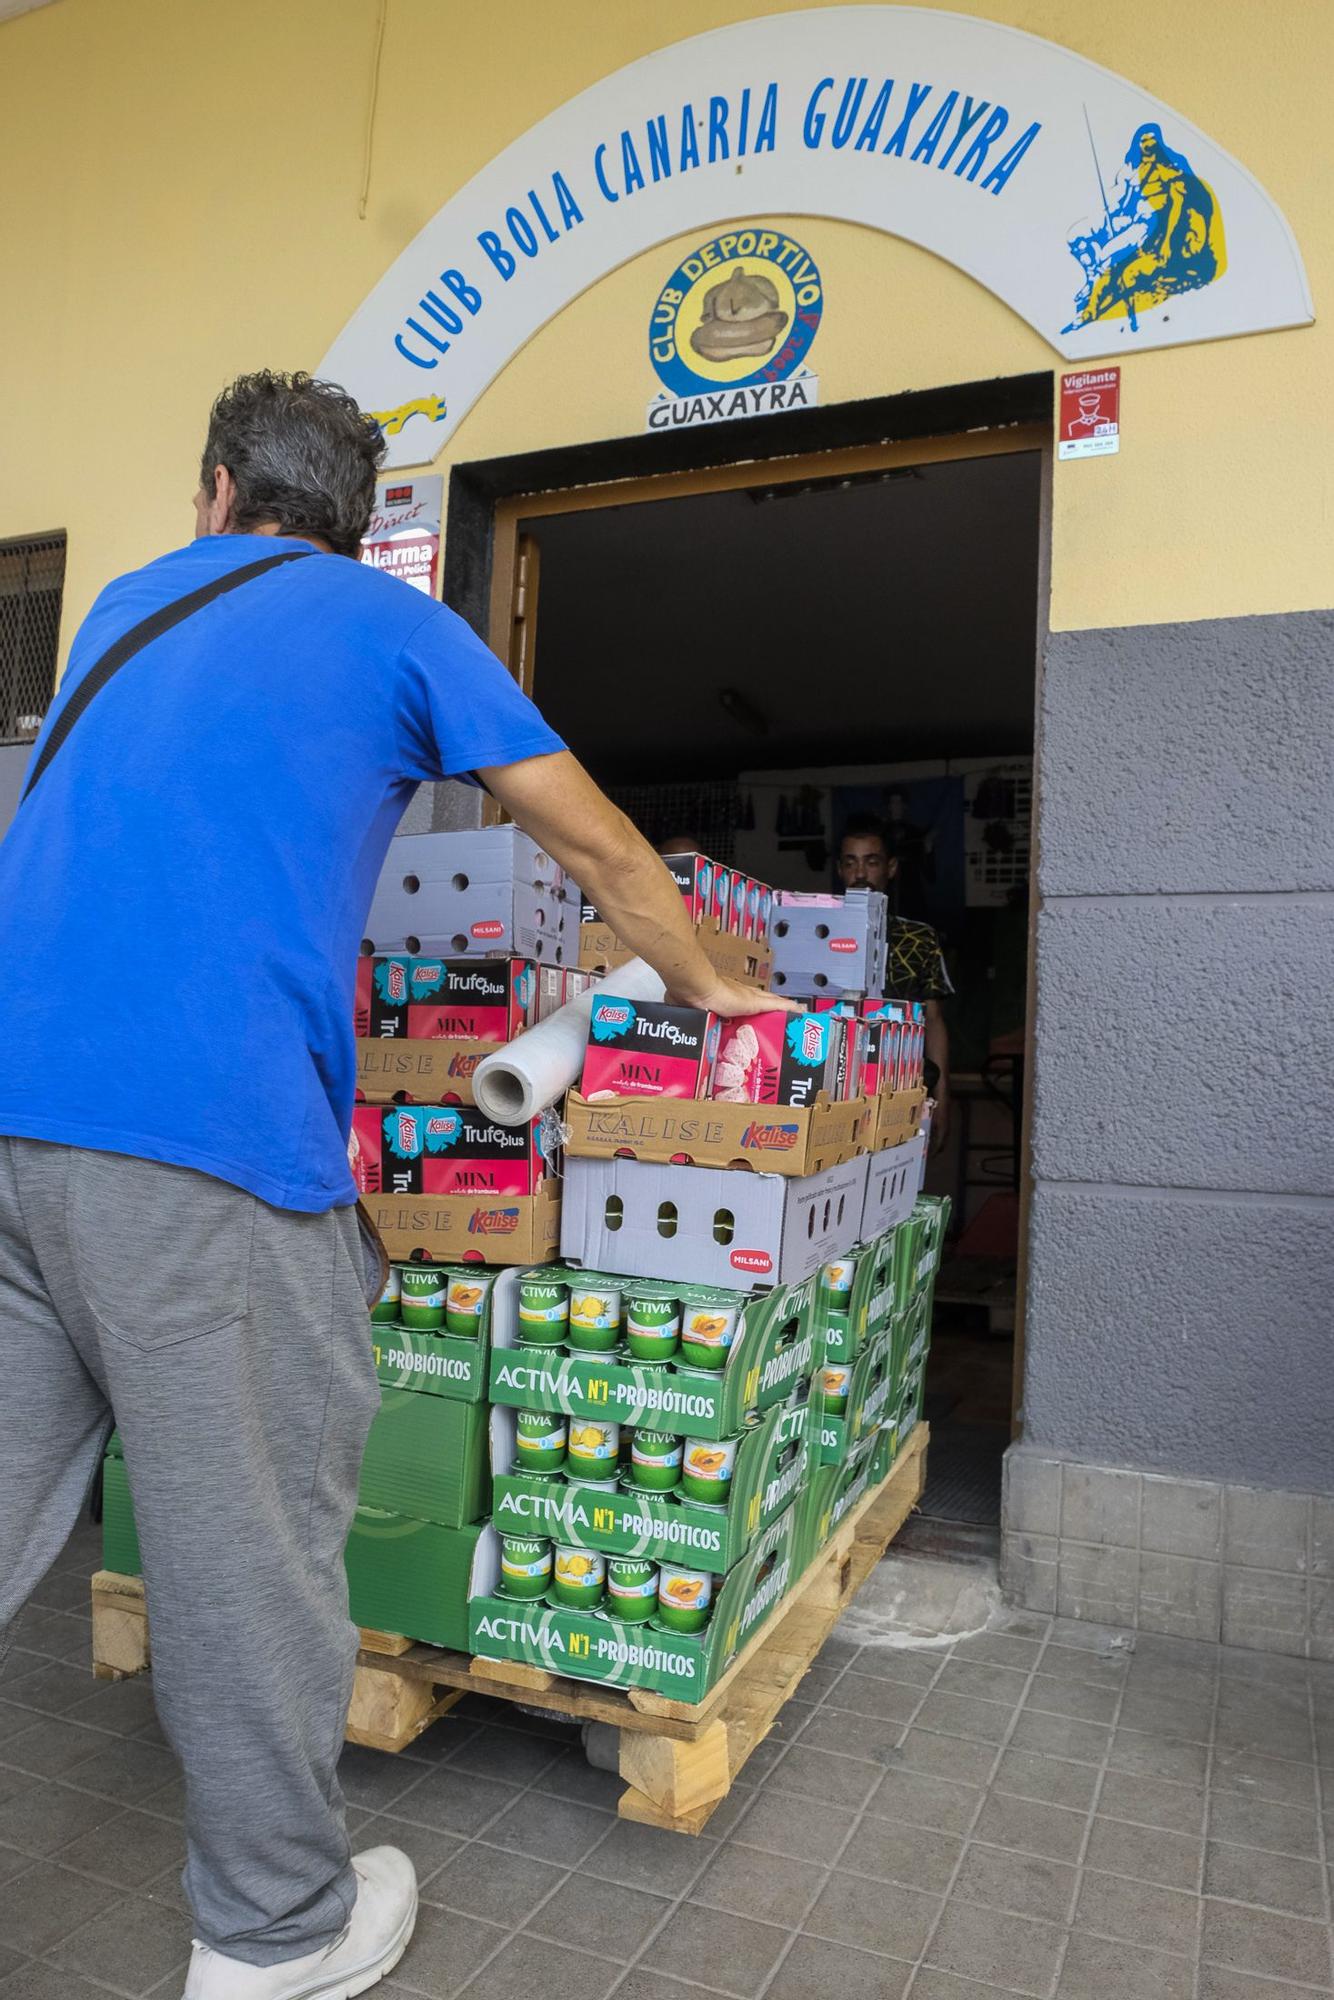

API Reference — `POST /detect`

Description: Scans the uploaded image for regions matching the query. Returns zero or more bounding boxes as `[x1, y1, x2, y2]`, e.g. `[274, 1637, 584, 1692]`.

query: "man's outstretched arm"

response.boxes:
[480, 750, 789, 1020]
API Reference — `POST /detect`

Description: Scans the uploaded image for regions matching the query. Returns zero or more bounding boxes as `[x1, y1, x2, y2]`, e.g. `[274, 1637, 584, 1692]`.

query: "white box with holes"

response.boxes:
[364, 829, 577, 961]
[559, 1153, 869, 1292]
[860, 1137, 927, 1240]
[768, 888, 888, 999]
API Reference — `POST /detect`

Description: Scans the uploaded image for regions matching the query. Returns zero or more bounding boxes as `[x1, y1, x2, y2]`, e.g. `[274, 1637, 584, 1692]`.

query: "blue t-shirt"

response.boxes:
[0, 535, 565, 1210]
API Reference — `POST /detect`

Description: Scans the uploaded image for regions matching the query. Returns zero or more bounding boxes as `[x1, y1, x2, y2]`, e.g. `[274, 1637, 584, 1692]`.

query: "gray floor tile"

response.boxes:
[0, 1956, 18, 1985]
[1095, 1769, 1206, 1835]
[991, 1610, 1052, 1640]
[337, 1744, 436, 1813]
[1075, 1867, 1200, 1955]
[913, 1692, 1013, 1747]
[50, 1891, 192, 1994]
[952, 1841, 1077, 1923]
[1198, 1965, 1334, 1999]
[1039, 1643, 1129, 1688]
[1025, 1675, 1119, 1725]
[447, 1725, 566, 1790]
[0, 1965, 115, 2000]
[1204, 1841, 1328, 1920]
[526, 1873, 672, 1957]
[57, 1735, 179, 1805]
[0, 1718, 113, 1782]
[690, 1844, 817, 1926]
[817, 1636, 863, 1671]
[0, 1768, 35, 1811]
[458, 1933, 621, 2000]
[764, 1745, 881, 1810]
[28, 1568, 98, 1613]
[0, 1858, 119, 1954]
[730, 1791, 855, 1864]
[609, 1974, 732, 2000]
[66, 1679, 160, 1735]
[791, 1665, 843, 1702]
[1107, 1728, 1210, 1787]
[584, 1820, 718, 1896]
[1123, 1659, 1218, 1706]
[909, 1971, 1016, 2000]
[1215, 1711, 1315, 1765]
[1058, 1932, 1193, 1999]
[1208, 1792, 1321, 1859]
[356, 1813, 464, 1886]
[736, 1739, 787, 1781]
[1084, 1816, 1203, 1891]
[767, 1934, 913, 1999]
[845, 1647, 941, 1688]
[1117, 1691, 1215, 1742]
[424, 1841, 565, 1925]
[390, 1767, 522, 1837]
[867, 1767, 982, 1834]
[891, 1729, 999, 1787]
[1046, 1619, 1128, 1654]
[9, 1608, 94, 1667]
[792, 1709, 903, 1767]
[641, 1905, 790, 1998]
[1211, 1747, 1317, 1807]
[839, 1818, 962, 1895]
[0, 1706, 35, 1746]
[952, 1632, 1045, 1670]
[399, 1712, 484, 1766]
[532, 1746, 625, 1812]
[924, 1897, 1065, 1996]
[393, 1905, 510, 1998]
[0, 1778, 119, 1856]
[1200, 1897, 1334, 1986]
[765, 1697, 816, 1743]
[803, 1871, 940, 1959]
[825, 1671, 927, 1724]
[695, 1783, 756, 1839]
[932, 1660, 1031, 1706]
[54, 1806, 184, 1889]
[2, 1661, 98, 1717]
[1010, 1710, 1112, 1766]
[0, 1846, 31, 1886]
[137, 1775, 187, 1822]
[972, 1791, 1090, 1863]
[484, 1791, 615, 1866]
[992, 1746, 1100, 1812]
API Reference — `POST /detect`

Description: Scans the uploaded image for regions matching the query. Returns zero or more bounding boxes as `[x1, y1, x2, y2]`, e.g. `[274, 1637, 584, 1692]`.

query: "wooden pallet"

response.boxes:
[90, 1422, 926, 1834]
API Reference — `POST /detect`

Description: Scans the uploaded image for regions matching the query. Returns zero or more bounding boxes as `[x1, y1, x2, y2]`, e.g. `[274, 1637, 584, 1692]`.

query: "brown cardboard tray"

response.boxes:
[871, 1085, 928, 1152]
[578, 923, 772, 990]
[563, 1089, 867, 1178]
[356, 1037, 493, 1106]
[366, 1178, 561, 1265]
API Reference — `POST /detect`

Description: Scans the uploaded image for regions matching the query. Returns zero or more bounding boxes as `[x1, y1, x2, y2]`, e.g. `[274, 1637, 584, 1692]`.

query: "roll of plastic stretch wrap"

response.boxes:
[472, 956, 666, 1125]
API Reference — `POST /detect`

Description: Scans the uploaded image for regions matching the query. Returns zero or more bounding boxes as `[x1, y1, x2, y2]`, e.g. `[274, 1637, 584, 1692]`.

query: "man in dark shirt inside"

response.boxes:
[838, 812, 952, 1151]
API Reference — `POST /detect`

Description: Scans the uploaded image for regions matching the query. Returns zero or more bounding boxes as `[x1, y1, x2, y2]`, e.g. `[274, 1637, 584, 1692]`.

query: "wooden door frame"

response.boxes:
[447, 387, 1052, 1442]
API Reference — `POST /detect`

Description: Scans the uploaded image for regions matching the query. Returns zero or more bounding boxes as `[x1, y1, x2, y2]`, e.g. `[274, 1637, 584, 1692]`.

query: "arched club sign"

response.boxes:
[319, 5, 1312, 467]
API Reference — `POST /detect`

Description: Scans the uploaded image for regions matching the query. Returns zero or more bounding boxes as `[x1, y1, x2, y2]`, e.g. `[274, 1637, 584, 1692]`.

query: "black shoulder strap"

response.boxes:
[22, 547, 313, 802]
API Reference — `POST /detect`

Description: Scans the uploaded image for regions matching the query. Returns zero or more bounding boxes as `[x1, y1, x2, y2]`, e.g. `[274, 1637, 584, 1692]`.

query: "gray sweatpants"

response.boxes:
[0, 1138, 383, 1965]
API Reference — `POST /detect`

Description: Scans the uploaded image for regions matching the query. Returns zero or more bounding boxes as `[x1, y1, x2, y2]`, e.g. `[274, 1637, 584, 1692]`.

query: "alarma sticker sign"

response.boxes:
[646, 227, 822, 432]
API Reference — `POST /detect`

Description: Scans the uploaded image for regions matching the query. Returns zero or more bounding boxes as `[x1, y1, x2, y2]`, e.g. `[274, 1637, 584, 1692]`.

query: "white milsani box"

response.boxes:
[768, 888, 888, 999]
[364, 829, 577, 961]
[860, 1137, 927, 1241]
[559, 1152, 869, 1291]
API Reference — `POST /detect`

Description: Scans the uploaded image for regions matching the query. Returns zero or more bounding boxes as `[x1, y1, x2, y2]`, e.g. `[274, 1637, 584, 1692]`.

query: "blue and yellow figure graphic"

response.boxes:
[1066, 121, 1226, 334]
[371, 392, 448, 436]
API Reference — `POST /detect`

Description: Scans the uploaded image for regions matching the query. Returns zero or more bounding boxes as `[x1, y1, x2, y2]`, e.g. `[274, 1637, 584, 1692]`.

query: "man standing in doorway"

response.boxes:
[838, 811, 953, 1151]
[0, 372, 780, 2000]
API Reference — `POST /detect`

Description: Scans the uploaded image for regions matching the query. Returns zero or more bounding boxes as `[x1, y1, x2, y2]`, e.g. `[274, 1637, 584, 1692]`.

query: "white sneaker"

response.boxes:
[183, 1847, 418, 2000]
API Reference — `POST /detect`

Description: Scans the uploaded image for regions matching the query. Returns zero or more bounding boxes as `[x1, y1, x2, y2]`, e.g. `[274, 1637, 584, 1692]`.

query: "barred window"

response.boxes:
[0, 533, 66, 746]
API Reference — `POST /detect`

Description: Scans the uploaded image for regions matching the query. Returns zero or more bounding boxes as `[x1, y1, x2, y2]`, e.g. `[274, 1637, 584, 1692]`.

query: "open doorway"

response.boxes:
[478, 420, 1047, 1549]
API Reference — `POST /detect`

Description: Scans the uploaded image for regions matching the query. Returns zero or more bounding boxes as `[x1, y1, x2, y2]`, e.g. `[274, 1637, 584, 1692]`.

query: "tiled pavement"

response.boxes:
[2, 1522, 1333, 1998]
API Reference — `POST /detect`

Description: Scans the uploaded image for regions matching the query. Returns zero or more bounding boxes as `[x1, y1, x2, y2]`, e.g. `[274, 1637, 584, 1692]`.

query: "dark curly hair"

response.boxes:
[199, 371, 386, 558]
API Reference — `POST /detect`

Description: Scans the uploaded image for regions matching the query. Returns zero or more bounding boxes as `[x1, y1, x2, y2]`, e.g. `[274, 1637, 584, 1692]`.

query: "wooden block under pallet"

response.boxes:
[90, 1570, 151, 1681]
[346, 1660, 464, 1753]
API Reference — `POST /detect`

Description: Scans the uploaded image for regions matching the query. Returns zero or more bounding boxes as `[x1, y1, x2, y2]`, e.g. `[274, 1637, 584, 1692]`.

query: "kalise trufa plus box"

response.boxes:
[729, 869, 747, 937]
[581, 996, 721, 1101]
[356, 957, 534, 1042]
[350, 1104, 551, 1197]
[658, 852, 714, 926]
[712, 1010, 839, 1107]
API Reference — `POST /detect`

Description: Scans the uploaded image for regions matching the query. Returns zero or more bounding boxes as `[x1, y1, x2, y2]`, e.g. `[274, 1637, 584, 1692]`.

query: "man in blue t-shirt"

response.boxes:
[0, 373, 778, 2000]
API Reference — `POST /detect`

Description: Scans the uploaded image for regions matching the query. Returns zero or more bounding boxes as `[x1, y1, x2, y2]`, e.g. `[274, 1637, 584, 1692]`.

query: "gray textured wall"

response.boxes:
[1026, 609, 1334, 1490]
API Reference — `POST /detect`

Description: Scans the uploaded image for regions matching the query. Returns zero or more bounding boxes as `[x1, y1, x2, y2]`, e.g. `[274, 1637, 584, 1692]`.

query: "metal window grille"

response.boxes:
[0, 533, 66, 746]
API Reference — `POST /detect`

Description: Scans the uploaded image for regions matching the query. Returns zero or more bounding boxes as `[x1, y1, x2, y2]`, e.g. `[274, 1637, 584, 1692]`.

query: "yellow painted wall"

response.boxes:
[0, 0, 1328, 657]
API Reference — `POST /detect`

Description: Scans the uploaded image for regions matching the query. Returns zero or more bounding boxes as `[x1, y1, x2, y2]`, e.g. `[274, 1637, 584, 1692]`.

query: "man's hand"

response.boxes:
[669, 973, 800, 1019]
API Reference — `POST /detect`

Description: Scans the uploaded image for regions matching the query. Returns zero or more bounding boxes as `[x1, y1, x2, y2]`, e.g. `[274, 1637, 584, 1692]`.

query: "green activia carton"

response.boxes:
[468, 1502, 802, 1701]
[344, 1508, 487, 1650]
[487, 1267, 819, 1440]
[490, 1401, 811, 1575]
[817, 1330, 893, 1466]
[371, 1265, 519, 1404]
[101, 1452, 141, 1577]
[358, 1384, 490, 1528]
